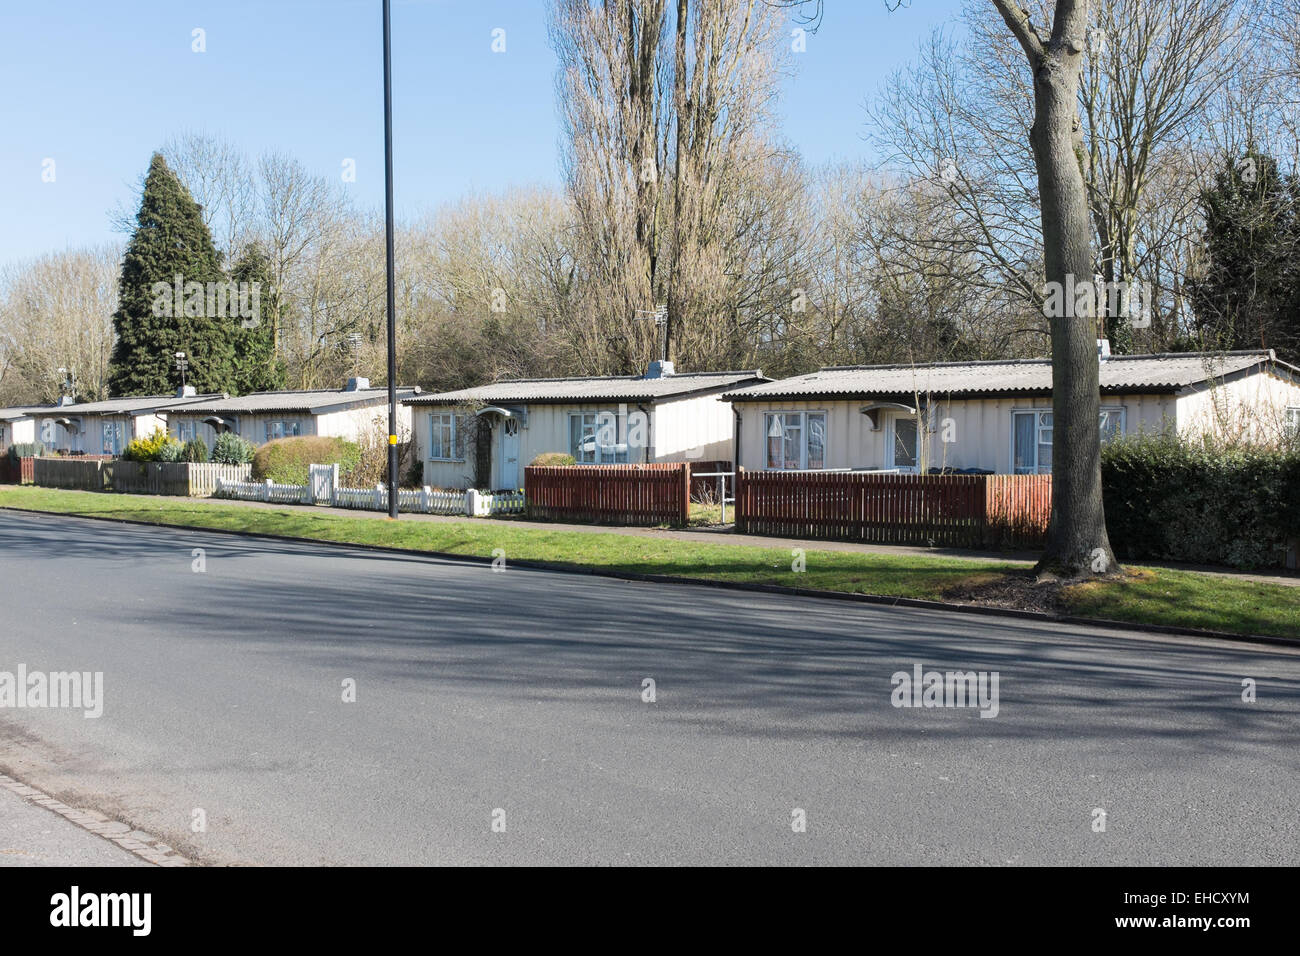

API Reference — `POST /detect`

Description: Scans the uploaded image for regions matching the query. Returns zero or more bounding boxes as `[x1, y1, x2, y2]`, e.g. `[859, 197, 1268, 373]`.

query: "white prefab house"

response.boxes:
[25, 393, 221, 455]
[724, 350, 1300, 476]
[157, 379, 419, 450]
[405, 364, 768, 490]
[0, 406, 45, 450]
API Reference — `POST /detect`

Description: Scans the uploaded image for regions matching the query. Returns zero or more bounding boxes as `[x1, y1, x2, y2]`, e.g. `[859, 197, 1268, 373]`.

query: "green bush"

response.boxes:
[1102, 434, 1300, 569]
[182, 437, 209, 463]
[530, 452, 576, 467]
[252, 436, 361, 486]
[7, 442, 44, 462]
[211, 432, 255, 465]
[123, 429, 182, 463]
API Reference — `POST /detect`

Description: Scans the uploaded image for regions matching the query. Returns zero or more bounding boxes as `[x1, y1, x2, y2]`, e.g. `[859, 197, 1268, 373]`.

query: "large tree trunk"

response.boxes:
[994, 0, 1117, 576]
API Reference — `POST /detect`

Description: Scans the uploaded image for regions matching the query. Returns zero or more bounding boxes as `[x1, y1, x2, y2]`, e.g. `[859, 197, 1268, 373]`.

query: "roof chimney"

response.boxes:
[645, 360, 674, 379]
[176, 385, 197, 398]
[57, 395, 76, 407]
[345, 377, 371, 391]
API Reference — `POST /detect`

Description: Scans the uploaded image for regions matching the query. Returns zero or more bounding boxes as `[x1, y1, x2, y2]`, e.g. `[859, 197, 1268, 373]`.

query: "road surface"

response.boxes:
[0, 509, 1296, 865]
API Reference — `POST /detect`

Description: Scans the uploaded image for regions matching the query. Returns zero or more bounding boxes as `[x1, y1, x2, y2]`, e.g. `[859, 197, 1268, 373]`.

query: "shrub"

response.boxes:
[1101, 433, 1300, 569]
[123, 429, 181, 463]
[211, 432, 255, 465]
[7, 442, 44, 462]
[530, 452, 576, 467]
[252, 436, 361, 486]
[182, 437, 209, 463]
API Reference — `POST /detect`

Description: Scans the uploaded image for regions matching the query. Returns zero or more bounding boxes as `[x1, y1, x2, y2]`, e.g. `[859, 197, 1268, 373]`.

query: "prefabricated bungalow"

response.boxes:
[405, 363, 768, 490]
[0, 405, 47, 451]
[25, 393, 221, 455]
[724, 350, 1300, 475]
[158, 378, 419, 449]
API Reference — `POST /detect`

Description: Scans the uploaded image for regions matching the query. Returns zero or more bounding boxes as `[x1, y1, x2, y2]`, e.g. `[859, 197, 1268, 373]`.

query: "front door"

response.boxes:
[889, 416, 919, 473]
[499, 418, 521, 490]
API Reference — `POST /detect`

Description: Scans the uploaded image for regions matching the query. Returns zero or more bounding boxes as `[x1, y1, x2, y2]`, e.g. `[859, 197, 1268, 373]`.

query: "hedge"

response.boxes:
[1102, 434, 1300, 569]
[252, 436, 361, 486]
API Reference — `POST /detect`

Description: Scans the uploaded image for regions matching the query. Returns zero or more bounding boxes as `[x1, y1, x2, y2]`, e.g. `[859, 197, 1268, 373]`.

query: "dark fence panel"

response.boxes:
[734, 470, 1051, 549]
[525, 463, 690, 526]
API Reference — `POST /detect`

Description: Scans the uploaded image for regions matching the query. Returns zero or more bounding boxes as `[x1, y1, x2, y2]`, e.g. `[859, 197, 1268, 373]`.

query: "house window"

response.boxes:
[765, 412, 826, 470]
[265, 420, 302, 442]
[429, 412, 461, 461]
[102, 421, 125, 456]
[569, 411, 630, 464]
[1013, 408, 1125, 474]
[1286, 407, 1300, 438]
[175, 420, 197, 443]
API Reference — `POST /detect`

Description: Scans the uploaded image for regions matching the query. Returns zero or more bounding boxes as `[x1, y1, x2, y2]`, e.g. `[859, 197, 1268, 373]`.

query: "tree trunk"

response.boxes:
[994, 0, 1117, 577]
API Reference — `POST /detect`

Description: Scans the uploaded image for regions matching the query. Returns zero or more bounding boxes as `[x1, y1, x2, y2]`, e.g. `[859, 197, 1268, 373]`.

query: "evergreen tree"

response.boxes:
[1189, 149, 1300, 362]
[107, 153, 238, 395]
[228, 242, 286, 393]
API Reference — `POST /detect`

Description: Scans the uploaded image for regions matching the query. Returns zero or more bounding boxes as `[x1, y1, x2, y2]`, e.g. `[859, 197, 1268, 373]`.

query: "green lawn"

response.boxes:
[2, 485, 1297, 640]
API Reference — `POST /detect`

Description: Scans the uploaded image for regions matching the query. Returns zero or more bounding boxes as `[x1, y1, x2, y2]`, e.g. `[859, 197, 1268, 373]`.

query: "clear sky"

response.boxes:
[0, 0, 965, 268]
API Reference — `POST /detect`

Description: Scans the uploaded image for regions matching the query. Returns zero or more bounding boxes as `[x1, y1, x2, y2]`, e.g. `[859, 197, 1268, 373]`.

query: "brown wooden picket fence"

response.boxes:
[0, 456, 35, 484]
[525, 463, 690, 526]
[734, 470, 1051, 549]
[31, 458, 252, 496]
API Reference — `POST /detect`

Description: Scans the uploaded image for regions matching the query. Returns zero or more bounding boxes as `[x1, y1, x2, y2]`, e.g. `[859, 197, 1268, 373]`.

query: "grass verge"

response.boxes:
[2, 485, 1297, 640]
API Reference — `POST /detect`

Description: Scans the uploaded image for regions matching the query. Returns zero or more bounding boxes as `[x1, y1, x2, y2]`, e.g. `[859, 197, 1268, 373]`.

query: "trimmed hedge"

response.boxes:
[252, 436, 361, 486]
[1102, 435, 1300, 569]
[530, 452, 576, 467]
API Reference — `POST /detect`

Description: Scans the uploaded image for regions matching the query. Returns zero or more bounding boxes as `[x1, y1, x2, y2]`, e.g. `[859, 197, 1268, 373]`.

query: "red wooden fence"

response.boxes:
[526, 463, 691, 526]
[0, 456, 35, 484]
[734, 470, 1051, 549]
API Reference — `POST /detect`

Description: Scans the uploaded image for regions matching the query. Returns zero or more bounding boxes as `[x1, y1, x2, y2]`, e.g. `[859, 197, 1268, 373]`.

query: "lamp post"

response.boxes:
[383, 0, 399, 519]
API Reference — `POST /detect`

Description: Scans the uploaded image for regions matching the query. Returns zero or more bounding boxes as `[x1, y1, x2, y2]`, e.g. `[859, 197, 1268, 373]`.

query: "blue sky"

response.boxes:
[0, 0, 964, 267]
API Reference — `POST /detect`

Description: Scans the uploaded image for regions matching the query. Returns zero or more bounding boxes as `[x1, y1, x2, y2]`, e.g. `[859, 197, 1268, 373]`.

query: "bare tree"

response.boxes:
[0, 245, 121, 403]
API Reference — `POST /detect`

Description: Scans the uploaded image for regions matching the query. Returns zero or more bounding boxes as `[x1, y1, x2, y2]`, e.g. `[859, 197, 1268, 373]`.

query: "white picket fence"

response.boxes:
[216, 471, 525, 518]
[216, 478, 311, 504]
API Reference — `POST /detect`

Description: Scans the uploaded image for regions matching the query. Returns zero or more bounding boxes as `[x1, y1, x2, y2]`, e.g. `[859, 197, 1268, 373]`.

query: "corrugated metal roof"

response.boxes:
[404, 371, 767, 405]
[159, 387, 419, 415]
[29, 394, 223, 416]
[0, 405, 53, 421]
[723, 351, 1292, 400]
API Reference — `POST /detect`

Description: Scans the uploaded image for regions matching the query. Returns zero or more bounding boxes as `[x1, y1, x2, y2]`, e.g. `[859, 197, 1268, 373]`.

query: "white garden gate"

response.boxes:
[309, 463, 338, 504]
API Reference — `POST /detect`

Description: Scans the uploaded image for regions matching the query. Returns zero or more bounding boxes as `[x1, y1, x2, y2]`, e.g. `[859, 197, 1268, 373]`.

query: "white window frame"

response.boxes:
[1286, 406, 1300, 438]
[429, 411, 460, 461]
[264, 419, 303, 442]
[569, 411, 630, 464]
[102, 421, 125, 456]
[1011, 406, 1126, 474]
[175, 420, 197, 443]
[764, 410, 827, 471]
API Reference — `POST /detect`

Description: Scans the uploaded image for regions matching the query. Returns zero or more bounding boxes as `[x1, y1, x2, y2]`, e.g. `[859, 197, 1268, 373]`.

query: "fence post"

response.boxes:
[374, 483, 385, 511]
[465, 488, 478, 517]
[681, 462, 691, 526]
[421, 485, 431, 513]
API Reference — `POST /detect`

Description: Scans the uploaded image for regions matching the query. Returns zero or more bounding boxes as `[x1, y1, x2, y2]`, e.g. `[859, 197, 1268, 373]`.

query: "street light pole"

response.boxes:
[383, 0, 399, 519]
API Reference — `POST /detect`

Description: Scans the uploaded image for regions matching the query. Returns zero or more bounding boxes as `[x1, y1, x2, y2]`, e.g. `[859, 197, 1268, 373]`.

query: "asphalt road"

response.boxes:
[0, 508, 1297, 866]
